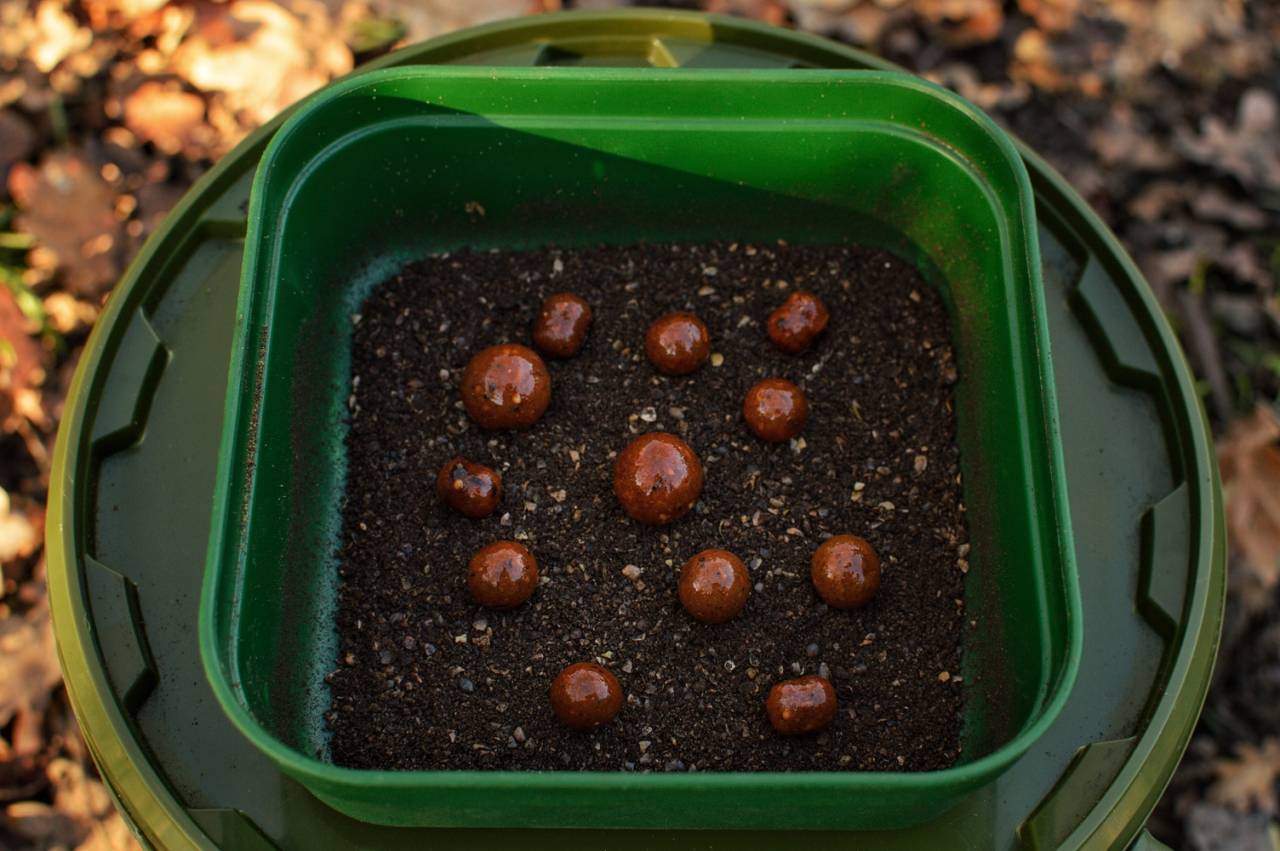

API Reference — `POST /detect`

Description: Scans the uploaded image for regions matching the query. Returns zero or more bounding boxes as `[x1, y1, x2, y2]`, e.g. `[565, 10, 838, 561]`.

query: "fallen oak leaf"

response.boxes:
[0, 486, 42, 564]
[8, 151, 125, 297]
[1017, 0, 1079, 32]
[786, 0, 908, 46]
[2, 800, 85, 846]
[1218, 406, 1280, 601]
[122, 80, 210, 157]
[46, 758, 140, 851]
[26, 0, 92, 73]
[1177, 88, 1280, 193]
[0, 109, 35, 180]
[171, 0, 352, 129]
[1190, 185, 1271, 231]
[1208, 738, 1280, 815]
[0, 598, 61, 733]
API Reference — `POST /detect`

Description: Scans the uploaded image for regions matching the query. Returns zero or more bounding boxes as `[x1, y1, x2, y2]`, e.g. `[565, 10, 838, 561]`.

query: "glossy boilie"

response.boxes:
[532, 292, 592, 358]
[766, 675, 838, 735]
[460, 344, 551, 429]
[435, 456, 502, 518]
[467, 540, 538, 609]
[743, 378, 809, 442]
[613, 432, 704, 525]
[644, 312, 710, 375]
[550, 662, 623, 730]
[811, 534, 881, 609]
[678, 549, 750, 624]
[767, 291, 829, 354]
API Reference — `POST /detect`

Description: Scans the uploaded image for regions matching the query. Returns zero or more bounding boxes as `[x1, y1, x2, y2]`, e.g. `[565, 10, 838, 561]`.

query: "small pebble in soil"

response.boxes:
[767, 291, 829, 354]
[434, 456, 502, 518]
[678, 549, 751, 624]
[467, 540, 539, 610]
[811, 535, 881, 610]
[550, 662, 623, 730]
[743, 378, 809, 443]
[766, 675, 838, 735]
[460, 343, 551, 429]
[532, 292, 592, 358]
[644, 312, 710, 375]
[613, 432, 704, 525]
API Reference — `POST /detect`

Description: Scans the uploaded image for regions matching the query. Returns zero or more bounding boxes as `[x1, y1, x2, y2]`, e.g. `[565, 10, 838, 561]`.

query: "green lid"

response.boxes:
[46, 9, 1223, 850]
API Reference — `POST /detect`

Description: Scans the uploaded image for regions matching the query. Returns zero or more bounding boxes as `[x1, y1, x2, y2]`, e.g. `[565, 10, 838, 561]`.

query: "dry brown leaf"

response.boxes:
[0, 486, 42, 565]
[82, 0, 169, 30]
[46, 759, 141, 851]
[0, 598, 61, 732]
[1218, 406, 1280, 598]
[0, 108, 35, 178]
[171, 0, 352, 130]
[1177, 88, 1280, 193]
[42, 292, 101, 335]
[8, 151, 125, 297]
[0, 283, 48, 432]
[1208, 738, 1280, 815]
[914, 0, 1003, 45]
[1104, 0, 1245, 80]
[1010, 29, 1076, 93]
[1129, 180, 1187, 223]
[1017, 0, 1079, 33]
[1088, 104, 1179, 170]
[123, 80, 209, 157]
[1189, 185, 1270, 231]
[786, 0, 907, 45]
[2, 800, 84, 846]
[26, 0, 92, 73]
[357, 0, 534, 45]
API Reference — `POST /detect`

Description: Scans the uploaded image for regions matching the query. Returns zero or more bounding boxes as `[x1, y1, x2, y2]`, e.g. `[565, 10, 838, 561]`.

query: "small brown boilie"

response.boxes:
[811, 534, 881, 609]
[679, 549, 751, 624]
[461, 343, 551, 429]
[467, 540, 539, 610]
[532, 292, 592, 358]
[743, 378, 809, 443]
[766, 675, 838, 735]
[550, 662, 623, 730]
[613, 432, 704, 525]
[435, 456, 502, 518]
[644, 312, 710, 375]
[767, 291, 829, 354]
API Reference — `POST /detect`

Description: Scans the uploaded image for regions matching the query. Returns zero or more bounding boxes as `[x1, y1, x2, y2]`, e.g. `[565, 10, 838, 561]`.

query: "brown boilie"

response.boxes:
[550, 662, 623, 730]
[743, 378, 809, 443]
[644, 312, 710, 375]
[461, 343, 551, 429]
[767, 291, 829, 354]
[678, 549, 751, 624]
[811, 534, 881, 610]
[467, 540, 539, 610]
[435, 456, 502, 518]
[613, 432, 704, 525]
[532, 292, 592, 358]
[766, 675, 838, 735]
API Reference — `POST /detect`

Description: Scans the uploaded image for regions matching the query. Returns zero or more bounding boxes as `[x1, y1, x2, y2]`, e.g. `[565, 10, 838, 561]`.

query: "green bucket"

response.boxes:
[199, 65, 1080, 830]
[47, 10, 1224, 850]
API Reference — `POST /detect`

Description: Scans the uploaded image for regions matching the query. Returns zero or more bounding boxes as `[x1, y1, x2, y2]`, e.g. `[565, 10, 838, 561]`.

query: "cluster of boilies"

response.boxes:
[438, 290, 880, 736]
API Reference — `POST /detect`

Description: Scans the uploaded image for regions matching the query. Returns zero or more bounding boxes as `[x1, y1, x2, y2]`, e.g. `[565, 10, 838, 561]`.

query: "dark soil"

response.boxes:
[325, 242, 970, 773]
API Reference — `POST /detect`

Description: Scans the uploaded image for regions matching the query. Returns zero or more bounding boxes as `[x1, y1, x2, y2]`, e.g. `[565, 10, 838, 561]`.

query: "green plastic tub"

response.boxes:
[197, 66, 1081, 830]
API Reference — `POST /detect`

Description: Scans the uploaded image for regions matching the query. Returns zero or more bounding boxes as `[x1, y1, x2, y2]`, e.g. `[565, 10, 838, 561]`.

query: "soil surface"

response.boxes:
[326, 242, 970, 773]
